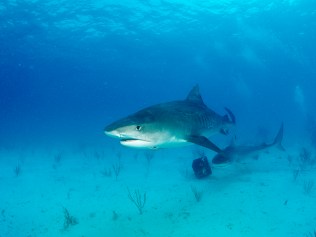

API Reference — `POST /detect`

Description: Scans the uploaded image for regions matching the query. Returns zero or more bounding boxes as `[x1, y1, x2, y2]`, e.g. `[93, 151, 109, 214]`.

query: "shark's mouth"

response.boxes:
[120, 139, 153, 148]
[120, 138, 140, 143]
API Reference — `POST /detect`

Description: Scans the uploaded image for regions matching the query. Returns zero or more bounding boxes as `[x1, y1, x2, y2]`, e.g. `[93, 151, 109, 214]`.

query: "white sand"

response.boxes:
[0, 145, 315, 237]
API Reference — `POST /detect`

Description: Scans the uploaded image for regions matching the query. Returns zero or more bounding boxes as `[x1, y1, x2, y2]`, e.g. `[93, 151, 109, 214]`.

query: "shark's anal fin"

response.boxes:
[187, 135, 222, 153]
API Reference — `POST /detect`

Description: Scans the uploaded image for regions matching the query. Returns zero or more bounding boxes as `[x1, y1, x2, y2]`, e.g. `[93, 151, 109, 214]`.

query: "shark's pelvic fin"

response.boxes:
[186, 85, 205, 105]
[187, 135, 222, 153]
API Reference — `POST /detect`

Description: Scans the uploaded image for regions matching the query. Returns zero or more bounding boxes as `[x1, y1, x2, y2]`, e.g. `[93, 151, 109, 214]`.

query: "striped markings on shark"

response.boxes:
[104, 85, 235, 152]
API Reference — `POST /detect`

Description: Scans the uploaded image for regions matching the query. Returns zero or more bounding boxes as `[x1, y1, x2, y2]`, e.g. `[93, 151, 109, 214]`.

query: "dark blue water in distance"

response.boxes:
[1, 1, 316, 236]
[1, 0, 315, 149]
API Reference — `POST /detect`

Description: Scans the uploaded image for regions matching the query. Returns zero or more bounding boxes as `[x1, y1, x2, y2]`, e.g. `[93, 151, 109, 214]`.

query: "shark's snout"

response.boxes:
[104, 125, 115, 136]
[104, 129, 118, 138]
[104, 123, 140, 141]
[104, 119, 126, 137]
[104, 124, 125, 139]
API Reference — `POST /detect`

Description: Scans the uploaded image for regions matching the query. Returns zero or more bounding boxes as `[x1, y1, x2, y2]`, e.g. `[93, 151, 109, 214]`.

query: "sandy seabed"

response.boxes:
[0, 144, 315, 237]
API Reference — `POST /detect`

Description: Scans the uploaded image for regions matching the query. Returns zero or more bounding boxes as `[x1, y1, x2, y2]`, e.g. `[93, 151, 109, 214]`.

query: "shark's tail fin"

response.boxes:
[273, 123, 285, 151]
[224, 107, 236, 124]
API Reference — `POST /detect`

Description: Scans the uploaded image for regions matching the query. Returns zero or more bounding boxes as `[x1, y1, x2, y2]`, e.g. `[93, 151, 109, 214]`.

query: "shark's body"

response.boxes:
[104, 85, 235, 152]
[212, 124, 285, 166]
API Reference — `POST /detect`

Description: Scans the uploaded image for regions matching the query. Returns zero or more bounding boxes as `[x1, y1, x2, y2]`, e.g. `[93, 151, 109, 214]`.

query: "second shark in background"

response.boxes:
[212, 124, 285, 167]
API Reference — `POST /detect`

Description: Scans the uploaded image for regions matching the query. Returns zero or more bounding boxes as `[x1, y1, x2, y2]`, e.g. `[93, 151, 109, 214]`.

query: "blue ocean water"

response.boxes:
[0, 0, 316, 237]
[1, 0, 316, 147]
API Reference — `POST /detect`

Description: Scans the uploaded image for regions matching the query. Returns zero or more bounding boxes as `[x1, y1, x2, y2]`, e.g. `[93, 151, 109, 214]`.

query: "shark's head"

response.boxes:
[104, 108, 172, 149]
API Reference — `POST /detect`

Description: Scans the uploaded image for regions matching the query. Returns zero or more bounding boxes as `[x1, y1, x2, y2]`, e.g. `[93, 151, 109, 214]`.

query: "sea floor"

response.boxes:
[0, 145, 315, 237]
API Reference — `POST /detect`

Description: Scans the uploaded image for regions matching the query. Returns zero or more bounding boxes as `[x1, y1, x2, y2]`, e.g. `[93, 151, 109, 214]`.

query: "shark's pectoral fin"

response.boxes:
[187, 135, 222, 153]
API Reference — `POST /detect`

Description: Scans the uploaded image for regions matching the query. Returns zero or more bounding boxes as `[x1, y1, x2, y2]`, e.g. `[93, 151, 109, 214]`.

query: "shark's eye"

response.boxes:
[136, 125, 142, 131]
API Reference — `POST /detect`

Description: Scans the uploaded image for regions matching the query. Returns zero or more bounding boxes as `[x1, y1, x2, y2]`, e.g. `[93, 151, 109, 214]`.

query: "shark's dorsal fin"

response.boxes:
[186, 85, 205, 105]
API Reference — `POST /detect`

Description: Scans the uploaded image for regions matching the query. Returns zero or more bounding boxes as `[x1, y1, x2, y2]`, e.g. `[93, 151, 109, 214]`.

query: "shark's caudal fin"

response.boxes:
[273, 123, 285, 151]
[186, 85, 205, 105]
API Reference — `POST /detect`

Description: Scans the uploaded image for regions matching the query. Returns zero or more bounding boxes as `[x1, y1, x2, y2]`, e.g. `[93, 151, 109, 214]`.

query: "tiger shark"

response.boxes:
[104, 85, 235, 153]
[212, 123, 285, 166]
